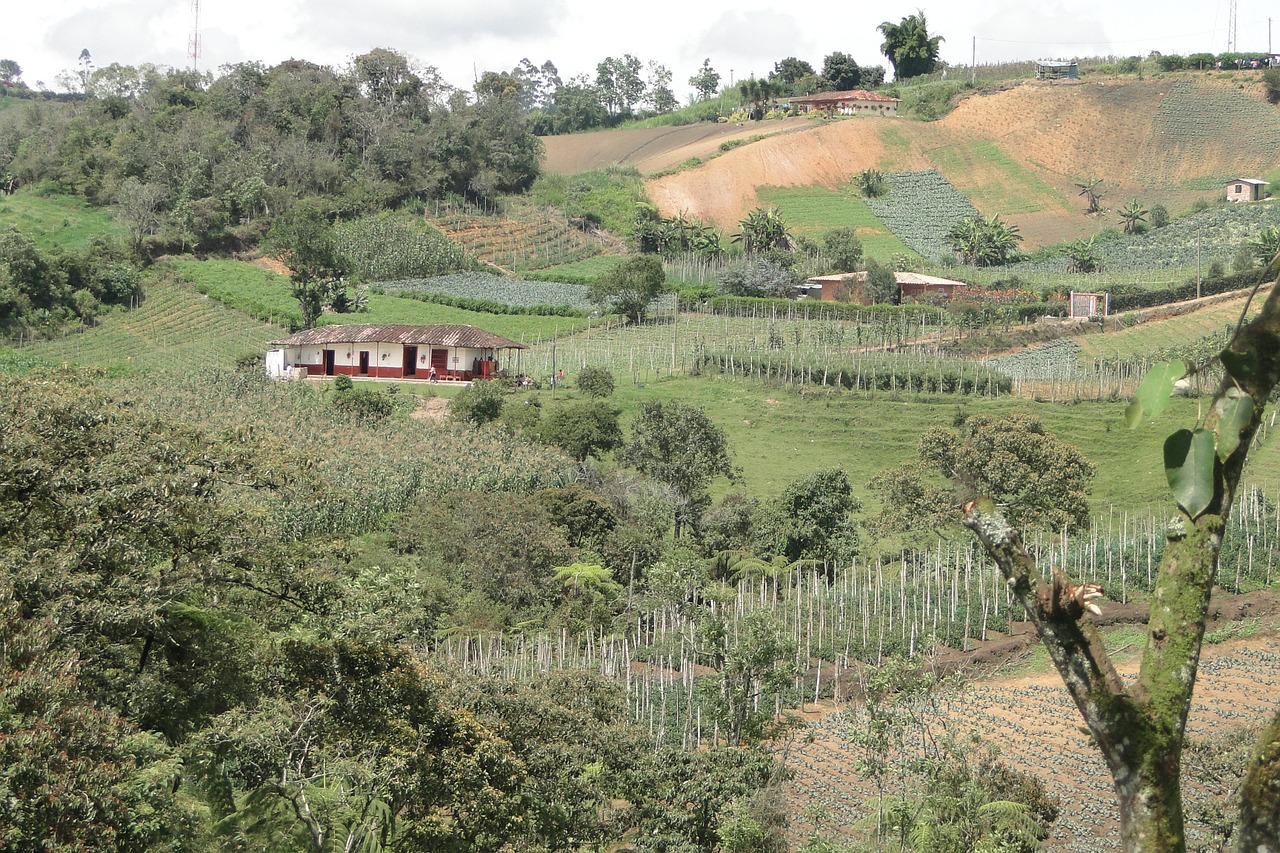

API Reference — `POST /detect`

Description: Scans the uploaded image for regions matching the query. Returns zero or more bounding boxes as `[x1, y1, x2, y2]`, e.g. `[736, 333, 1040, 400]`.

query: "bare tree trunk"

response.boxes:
[962, 277, 1280, 853]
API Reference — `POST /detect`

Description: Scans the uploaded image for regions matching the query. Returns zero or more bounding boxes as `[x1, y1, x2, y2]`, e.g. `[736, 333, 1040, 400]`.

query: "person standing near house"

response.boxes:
[428, 365, 438, 382]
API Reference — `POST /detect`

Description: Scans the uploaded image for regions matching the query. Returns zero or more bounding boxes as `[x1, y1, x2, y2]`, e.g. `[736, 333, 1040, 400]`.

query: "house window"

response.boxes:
[1235, 184, 1244, 193]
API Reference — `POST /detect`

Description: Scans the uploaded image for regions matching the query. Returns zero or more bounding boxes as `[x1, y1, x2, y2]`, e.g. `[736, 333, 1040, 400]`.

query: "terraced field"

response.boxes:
[425, 201, 610, 272]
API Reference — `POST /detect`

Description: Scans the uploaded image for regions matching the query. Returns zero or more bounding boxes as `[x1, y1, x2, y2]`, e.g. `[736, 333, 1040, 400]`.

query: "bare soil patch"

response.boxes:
[540, 118, 811, 176]
[409, 396, 450, 421]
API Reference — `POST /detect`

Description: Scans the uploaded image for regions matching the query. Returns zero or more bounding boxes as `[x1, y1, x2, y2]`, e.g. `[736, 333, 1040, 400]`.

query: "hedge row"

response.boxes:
[694, 352, 1014, 395]
[1108, 270, 1267, 312]
[395, 291, 587, 318]
[691, 295, 1061, 327]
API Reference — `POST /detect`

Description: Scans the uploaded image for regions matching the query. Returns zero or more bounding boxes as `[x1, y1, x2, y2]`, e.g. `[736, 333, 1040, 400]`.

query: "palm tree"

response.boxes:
[856, 168, 888, 198]
[1119, 198, 1148, 234]
[1075, 177, 1105, 214]
[1249, 225, 1280, 267]
[733, 207, 793, 256]
[1064, 237, 1103, 273]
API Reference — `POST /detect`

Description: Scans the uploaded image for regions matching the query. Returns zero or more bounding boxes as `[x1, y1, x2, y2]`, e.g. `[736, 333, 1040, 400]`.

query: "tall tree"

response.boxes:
[266, 205, 351, 329]
[821, 51, 863, 90]
[877, 10, 944, 80]
[595, 54, 644, 115]
[587, 254, 668, 324]
[688, 58, 721, 101]
[0, 59, 21, 88]
[770, 57, 815, 87]
[622, 400, 737, 536]
[645, 61, 678, 113]
[959, 256, 1280, 851]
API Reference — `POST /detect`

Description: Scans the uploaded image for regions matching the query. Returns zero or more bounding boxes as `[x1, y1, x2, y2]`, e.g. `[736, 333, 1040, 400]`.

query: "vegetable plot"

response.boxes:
[865, 170, 980, 261]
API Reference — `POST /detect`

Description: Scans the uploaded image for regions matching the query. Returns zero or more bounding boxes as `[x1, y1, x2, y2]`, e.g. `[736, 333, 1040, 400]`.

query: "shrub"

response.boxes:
[333, 374, 354, 391]
[1264, 67, 1280, 105]
[450, 380, 506, 425]
[576, 366, 616, 398]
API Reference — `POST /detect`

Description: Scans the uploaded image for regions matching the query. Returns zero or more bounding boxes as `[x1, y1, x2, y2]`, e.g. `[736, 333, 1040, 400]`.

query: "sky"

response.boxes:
[2, 0, 1276, 97]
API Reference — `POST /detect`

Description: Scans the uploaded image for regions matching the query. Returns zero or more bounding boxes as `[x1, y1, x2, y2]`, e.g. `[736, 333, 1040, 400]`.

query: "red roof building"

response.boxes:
[787, 89, 900, 116]
[266, 323, 526, 381]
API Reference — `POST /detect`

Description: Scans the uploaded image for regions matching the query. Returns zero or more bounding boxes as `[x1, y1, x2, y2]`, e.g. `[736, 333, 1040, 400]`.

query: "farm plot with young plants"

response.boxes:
[1140, 78, 1280, 184]
[378, 273, 597, 313]
[1007, 200, 1280, 274]
[424, 198, 608, 272]
[865, 170, 979, 261]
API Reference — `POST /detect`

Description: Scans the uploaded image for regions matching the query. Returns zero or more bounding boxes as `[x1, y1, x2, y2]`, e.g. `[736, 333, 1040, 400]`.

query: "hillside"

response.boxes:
[544, 74, 1280, 248]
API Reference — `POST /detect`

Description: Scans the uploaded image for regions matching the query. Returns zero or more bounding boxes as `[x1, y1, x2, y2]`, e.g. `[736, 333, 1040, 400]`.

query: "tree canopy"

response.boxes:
[588, 254, 668, 324]
[878, 10, 945, 80]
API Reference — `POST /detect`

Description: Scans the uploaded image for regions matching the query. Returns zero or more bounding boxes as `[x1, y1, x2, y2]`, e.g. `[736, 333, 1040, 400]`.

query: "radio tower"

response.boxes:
[188, 0, 202, 71]
[1227, 0, 1238, 53]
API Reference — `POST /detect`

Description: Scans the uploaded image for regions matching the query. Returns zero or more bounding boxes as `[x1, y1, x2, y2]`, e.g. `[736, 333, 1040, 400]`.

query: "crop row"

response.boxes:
[865, 170, 979, 261]
[377, 273, 597, 312]
[1147, 78, 1280, 167]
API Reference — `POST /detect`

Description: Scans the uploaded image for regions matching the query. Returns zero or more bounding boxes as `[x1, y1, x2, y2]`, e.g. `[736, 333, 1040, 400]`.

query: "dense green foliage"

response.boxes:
[0, 54, 543, 255]
[0, 227, 140, 336]
[333, 212, 477, 280]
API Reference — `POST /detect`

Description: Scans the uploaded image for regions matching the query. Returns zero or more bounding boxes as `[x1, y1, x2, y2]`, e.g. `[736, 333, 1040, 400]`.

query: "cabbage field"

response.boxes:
[1006, 200, 1280, 274]
[378, 273, 597, 312]
[865, 170, 979, 261]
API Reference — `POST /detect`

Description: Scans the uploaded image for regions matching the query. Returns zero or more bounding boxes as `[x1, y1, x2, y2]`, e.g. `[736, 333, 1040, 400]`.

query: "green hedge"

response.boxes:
[395, 291, 587, 318]
[695, 352, 1013, 395]
[1108, 270, 1267, 312]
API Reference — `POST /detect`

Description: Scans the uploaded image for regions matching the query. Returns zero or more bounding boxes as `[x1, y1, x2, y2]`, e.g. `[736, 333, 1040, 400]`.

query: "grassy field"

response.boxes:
[524, 253, 625, 283]
[753, 185, 918, 259]
[0, 188, 127, 251]
[926, 139, 1072, 216]
[1076, 295, 1259, 359]
[535, 373, 1221, 513]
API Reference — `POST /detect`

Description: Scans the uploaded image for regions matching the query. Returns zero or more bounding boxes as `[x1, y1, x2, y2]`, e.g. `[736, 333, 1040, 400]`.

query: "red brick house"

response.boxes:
[266, 323, 526, 381]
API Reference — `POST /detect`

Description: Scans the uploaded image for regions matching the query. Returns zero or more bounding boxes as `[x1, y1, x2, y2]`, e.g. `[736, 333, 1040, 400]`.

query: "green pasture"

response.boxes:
[525, 253, 625, 283]
[926, 139, 1072, 215]
[168, 258, 301, 327]
[0, 188, 127, 251]
[540, 373, 1231, 514]
[875, 123, 915, 170]
[753, 185, 918, 259]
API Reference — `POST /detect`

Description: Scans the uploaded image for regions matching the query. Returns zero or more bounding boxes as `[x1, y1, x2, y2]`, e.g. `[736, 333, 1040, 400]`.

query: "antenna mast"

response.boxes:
[188, 0, 202, 71]
[1227, 0, 1238, 53]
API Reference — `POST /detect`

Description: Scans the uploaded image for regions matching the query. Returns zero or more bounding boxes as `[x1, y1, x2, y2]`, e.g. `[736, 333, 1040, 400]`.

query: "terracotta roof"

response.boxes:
[270, 323, 527, 349]
[789, 89, 900, 105]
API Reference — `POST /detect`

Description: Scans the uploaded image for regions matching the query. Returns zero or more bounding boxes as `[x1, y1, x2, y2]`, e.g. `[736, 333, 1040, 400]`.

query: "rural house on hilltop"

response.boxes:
[787, 89, 899, 116]
[1226, 178, 1268, 202]
[266, 323, 525, 381]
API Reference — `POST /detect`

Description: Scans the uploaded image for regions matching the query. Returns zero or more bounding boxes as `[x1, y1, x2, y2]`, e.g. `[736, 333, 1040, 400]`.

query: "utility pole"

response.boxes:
[1228, 0, 1238, 53]
[187, 0, 201, 72]
[972, 36, 976, 86]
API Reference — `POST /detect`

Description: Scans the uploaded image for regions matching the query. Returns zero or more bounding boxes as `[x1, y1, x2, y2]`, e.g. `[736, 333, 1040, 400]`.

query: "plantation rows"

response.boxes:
[433, 493, 1279, 752]
[377, 272, 596, 312]
[121, 369, 577, 536]
[1142, 78, 1280, 183]
[864, 169, 979, 261]
[517, 306, 959, 380]
[18, 280, 280, 372]
[423, 199, 607, 272]
[1006, 195, 1280, 274]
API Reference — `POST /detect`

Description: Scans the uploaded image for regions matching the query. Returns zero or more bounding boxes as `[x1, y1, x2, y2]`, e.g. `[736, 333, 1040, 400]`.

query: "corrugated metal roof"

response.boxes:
[789, 89, 900, 105]
[1229, 178, 1269, 186]
[806, 272, 965, 286]
[270, 324, 527, 349]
